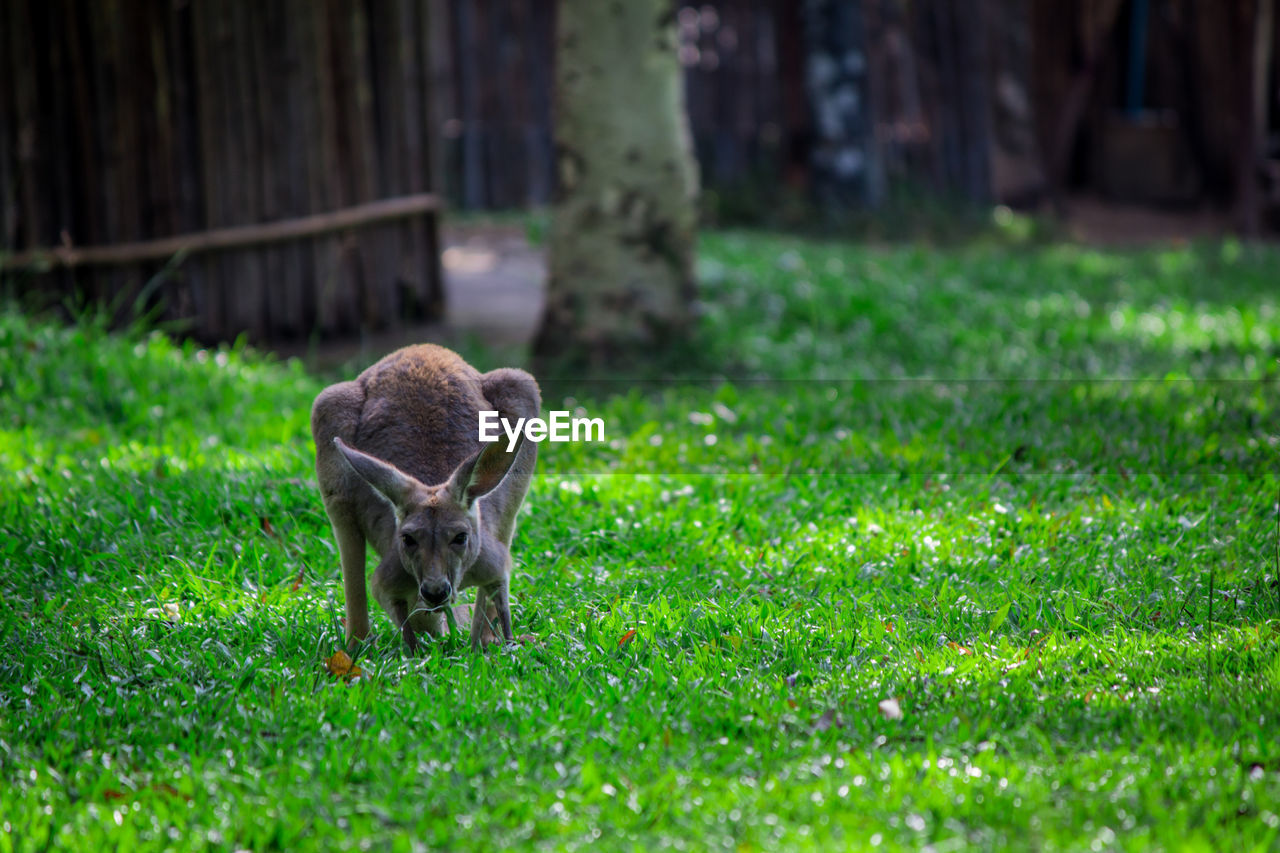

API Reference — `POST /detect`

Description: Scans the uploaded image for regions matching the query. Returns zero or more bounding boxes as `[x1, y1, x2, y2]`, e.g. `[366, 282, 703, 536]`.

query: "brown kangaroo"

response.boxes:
[310, 344, 540, 652]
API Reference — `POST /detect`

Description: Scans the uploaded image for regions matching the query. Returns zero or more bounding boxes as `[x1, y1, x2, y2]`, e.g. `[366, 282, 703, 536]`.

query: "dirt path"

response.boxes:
[274, 223, 546, 369]
[438, 223, 545, 346]
[1059, 194, 1229, 246]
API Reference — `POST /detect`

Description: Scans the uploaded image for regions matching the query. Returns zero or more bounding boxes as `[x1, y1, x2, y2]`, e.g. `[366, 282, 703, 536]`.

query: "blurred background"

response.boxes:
[0, 0, 1276, 351]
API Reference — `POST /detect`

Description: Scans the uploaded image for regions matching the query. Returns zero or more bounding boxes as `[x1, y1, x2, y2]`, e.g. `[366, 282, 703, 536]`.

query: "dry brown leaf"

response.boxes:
[617, 629, 637, 647]
[324, 650, 364, 682]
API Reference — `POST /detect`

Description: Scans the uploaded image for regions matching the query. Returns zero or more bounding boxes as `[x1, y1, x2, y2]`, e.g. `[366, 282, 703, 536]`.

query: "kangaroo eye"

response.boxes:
[452, 532, 468, 547]
[400, 533, 417, 549]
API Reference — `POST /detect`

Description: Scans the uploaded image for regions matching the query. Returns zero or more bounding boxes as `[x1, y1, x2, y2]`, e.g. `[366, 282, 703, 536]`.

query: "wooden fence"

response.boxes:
[421, 0, 1278, 220]
[0, 0, 443, 344]
[3, 1, 1274, 346]
[424, 0, 1044, 217]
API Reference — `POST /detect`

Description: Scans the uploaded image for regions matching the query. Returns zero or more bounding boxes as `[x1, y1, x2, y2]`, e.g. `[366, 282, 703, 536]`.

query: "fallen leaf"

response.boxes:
[260, 516, 279, 540]
[878, 698, 903, 720]
[290, 565, 304, 591]
[617, 629, 637, 648]
[324, 650, 364, 682]
[947, 641, 971, 655]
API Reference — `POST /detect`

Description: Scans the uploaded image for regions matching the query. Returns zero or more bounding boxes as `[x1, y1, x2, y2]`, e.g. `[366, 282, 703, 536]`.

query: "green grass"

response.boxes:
[2, 233, 1279, 851]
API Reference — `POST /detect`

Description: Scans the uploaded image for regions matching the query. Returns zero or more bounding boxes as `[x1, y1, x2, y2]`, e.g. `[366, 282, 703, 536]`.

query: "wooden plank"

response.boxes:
[492, 0, 515, 206]
[46, 2, 76, 255]
[420, 0, 449, 317]
[85, 1, 121, 305]
[343, 0, 391, 331]
[427, 0, 456, 204]
[147, 6, 179, 239]
[385, 0, 423, 323]
[113, 0, 144, 243]
[388, 0, 418, 323]
[255, 0, 299, 340]
[0, 4, 13, 249]
[287, 0, 322, 336]
[189, 0, 223, 338]
[313, 0, 351, 336]
[98, 0, 144, 316]
[456, 0, 484, 207]
[227, 1, 266, 341]
[528, 0, 555, 204]
[165, 0, 203, 331]
[229, 1, 268, 342]
[9, 0, 45, 249]
[398, 0, 425, 194]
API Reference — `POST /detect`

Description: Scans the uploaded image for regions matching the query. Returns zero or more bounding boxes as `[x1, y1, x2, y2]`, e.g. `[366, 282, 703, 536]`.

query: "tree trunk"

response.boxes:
[533, 0, 699, 367]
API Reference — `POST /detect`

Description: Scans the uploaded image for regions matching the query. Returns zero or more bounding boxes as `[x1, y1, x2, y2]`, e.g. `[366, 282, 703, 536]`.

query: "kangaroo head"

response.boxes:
[333, 436, 522, 608]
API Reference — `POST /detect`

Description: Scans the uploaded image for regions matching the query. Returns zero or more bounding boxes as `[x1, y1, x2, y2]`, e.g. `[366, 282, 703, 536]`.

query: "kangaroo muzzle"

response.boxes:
[419, 578, 453, 608]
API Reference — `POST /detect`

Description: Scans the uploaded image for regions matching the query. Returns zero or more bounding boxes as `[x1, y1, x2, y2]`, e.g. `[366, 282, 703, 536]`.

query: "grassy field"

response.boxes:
[2, 232, 1279, 851]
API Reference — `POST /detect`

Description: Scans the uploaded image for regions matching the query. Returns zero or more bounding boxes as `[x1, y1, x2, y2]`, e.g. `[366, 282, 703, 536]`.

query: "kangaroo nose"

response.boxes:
[419, 578, 452, 607]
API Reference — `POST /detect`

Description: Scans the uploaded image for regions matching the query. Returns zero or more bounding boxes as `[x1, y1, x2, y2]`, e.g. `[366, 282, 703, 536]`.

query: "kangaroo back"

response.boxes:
[345, 344, 489, 488]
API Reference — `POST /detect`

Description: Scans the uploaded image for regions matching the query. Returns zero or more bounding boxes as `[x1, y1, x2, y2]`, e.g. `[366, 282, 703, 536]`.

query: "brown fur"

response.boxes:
[311, 344, 540, 651]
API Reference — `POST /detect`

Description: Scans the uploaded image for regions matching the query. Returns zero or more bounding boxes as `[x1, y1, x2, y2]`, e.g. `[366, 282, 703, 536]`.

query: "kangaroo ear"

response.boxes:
[449, 434, 524, 508]
[333, 437, 419, 510]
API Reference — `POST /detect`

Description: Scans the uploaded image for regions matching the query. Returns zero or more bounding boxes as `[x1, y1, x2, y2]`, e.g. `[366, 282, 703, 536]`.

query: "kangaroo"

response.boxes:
[310, 344, 540, 652]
